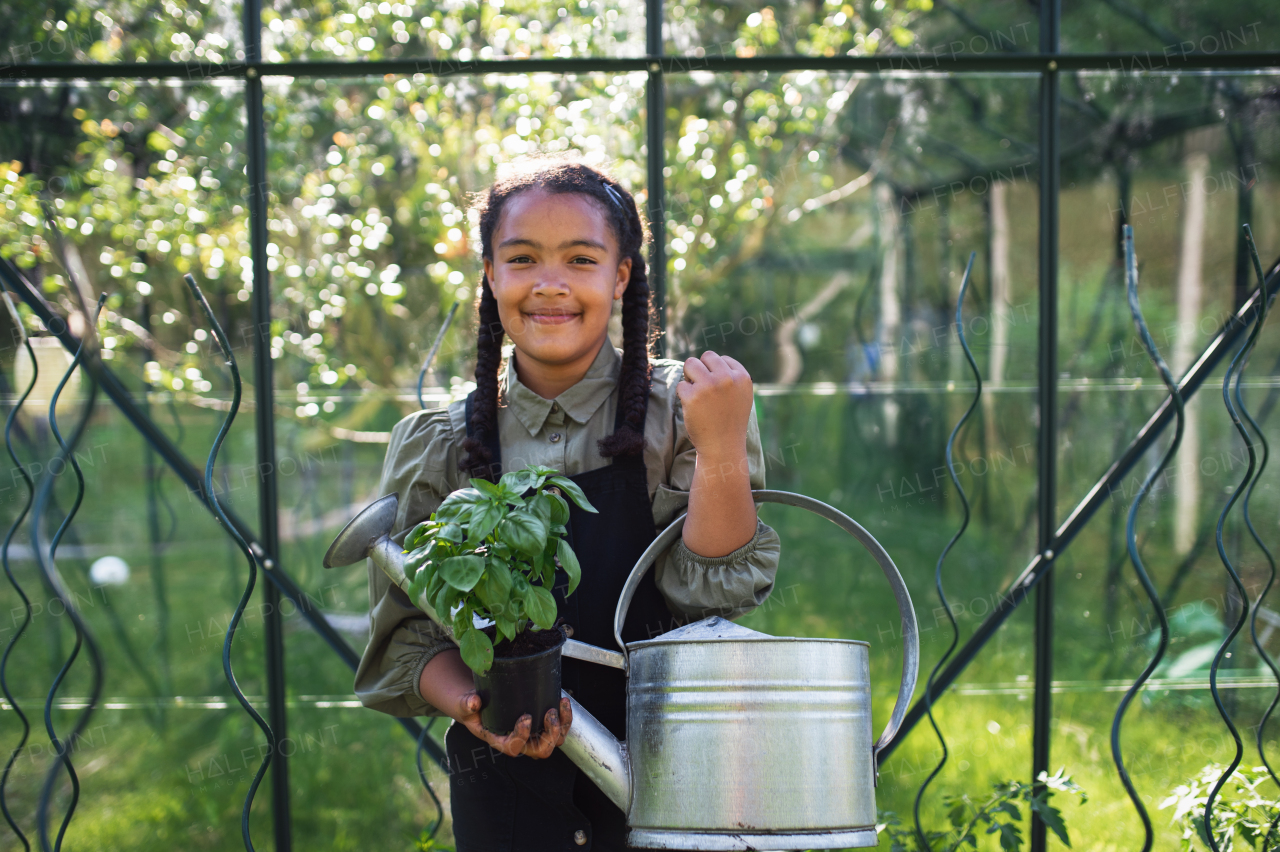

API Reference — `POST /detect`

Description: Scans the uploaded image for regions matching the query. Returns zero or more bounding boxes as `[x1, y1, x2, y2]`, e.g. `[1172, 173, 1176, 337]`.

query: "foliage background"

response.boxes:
[1, 0, 1280, 849]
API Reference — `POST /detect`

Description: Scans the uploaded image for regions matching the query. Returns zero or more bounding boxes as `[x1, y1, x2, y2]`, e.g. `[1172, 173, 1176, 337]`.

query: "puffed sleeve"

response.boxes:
[353, 408, 460, 718]
[651, 388, 781, 622]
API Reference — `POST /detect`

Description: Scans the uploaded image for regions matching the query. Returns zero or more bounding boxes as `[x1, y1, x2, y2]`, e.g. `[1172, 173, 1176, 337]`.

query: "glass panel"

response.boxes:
[266, 0, 645, 62]
[0, 79, 281, 846]
[1054, 71, 1280, 848]
[1, 2, 242, 66]
[1063, 3, 1278, 54]
[665, 69, 1041, 826]
[665, 0, 1037, 60]
[264, 71, 646, 843]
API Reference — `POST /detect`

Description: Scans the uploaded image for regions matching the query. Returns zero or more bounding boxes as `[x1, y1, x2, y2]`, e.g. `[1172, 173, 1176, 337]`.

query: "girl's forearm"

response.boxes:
[419, 648, 475, 720]
[681, 443, 757, 558]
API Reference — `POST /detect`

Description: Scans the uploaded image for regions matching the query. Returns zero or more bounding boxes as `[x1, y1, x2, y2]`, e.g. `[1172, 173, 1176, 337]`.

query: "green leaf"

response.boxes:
[1028, 799, 1070, 847]
[500, 469, 535, 495]
[993, 821, 1022, 852]
[495, 614, 516, 642]
[458, 626, 494, 675]
[525, 584, 559, 628]
[438, 523, 464, 543]
[557, 539, 582, 595]
[467, 502, 503, 544]
[452, 603, 473, 635]
[439, 555, 486, 591]
[499, 511, 549, 557]
[425, 570, 445, 602]
[404, 522, 433, 550]
[434, 501, 476, 525]
[404, 548, 432, 580]
[469, 477, 505, 500]
[546, 492, 570, 525]
[549, 476, 597, 513]
[433, 583, 456, 621]
[530, 492, 553, 525]
[475, 562, 513, 610]
[439, 486, 484, 511]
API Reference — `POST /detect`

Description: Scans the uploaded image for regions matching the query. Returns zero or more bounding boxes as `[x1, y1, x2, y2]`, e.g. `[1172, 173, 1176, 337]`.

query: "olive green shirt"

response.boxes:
[353, 342, 782, 718]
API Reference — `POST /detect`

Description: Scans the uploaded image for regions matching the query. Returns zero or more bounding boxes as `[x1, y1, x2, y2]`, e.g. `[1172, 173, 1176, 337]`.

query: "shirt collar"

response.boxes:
[503, 341, 621, 436]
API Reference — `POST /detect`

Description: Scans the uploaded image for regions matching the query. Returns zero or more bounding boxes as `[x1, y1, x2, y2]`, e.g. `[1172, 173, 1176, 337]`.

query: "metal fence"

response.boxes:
[3, 0, 1280, 850]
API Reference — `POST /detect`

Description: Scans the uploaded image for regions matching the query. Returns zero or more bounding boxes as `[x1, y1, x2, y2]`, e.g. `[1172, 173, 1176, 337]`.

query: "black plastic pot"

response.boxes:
[473, 627, 566, 736]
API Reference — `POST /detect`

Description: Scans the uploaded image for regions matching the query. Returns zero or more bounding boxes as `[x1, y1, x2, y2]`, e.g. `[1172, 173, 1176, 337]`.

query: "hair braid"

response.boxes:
[459, 273, 503, 481]
[597, 223, 653, 458]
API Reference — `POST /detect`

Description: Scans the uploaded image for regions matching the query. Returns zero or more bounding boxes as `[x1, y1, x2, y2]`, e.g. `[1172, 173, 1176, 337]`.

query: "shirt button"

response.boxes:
[549, 432, 562, 443]
[574, 830, 588, 846]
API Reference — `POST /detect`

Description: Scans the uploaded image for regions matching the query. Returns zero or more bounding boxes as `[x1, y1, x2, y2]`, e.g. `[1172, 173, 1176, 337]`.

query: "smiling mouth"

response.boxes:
[524, 309, 580, 325]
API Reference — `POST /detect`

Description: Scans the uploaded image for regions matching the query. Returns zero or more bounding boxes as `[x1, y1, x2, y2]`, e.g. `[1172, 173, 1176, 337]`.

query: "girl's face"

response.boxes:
[483, 188, 631, 373]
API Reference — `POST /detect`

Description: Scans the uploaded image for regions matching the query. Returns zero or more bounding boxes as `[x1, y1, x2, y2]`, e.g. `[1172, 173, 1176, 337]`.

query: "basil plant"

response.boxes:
[401, 464, 597, 675]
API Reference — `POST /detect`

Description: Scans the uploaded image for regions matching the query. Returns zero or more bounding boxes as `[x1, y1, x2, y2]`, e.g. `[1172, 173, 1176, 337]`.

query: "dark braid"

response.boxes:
[459, 159, 654, 479]
[460, 272, 504, 480]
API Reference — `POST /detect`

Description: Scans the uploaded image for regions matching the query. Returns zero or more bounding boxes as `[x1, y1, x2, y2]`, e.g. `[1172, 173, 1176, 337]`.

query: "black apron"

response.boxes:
[445, 390, 677, 852]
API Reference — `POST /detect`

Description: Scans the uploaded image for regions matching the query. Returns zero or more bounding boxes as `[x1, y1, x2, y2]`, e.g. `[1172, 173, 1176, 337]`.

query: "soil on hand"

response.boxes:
[485, 623, 565, 659]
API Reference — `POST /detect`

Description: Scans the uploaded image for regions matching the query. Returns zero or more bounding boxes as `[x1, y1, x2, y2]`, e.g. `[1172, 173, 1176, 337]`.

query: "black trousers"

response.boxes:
[445, 722, 629, 852]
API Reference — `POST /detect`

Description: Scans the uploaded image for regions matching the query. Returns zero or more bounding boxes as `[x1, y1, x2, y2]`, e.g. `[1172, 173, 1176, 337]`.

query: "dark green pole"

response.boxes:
[1031, 1, 1061, 850]
[646, 0, 666, 355]
[242, 0, 292, 848]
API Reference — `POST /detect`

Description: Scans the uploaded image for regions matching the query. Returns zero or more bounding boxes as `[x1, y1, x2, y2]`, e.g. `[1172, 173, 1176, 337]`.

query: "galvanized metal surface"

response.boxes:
[562, 639, 626, 670]
[626, 827, 878, 850]
[626, 626, 876, 832]
[322, 493, 400, 570]
[557, 693, 631, 812]
[614, 490, 920, 761]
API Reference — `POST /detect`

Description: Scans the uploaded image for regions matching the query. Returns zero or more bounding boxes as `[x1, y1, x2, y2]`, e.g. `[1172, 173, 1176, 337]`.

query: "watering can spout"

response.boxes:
[323, 494, 632, 812]
[558, 695, 631, 811]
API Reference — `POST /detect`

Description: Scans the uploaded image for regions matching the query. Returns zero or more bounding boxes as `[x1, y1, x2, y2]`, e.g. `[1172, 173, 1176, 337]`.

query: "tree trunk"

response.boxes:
[876, 182, 901, 446]
[1173, 150, 1208, 555]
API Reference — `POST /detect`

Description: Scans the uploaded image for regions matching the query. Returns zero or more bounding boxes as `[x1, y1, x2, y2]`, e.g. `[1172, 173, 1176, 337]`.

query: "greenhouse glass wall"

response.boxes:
[1, 0, 1279, 849]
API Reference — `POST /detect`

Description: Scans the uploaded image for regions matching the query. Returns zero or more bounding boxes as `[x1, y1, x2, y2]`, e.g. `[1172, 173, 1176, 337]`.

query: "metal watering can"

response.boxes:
[326, 490, 919, 850]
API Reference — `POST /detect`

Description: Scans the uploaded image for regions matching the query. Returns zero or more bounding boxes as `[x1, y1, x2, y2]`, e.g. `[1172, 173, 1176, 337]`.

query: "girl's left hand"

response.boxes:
[457, 692, 573, 759]
[677, 351, 754, 460]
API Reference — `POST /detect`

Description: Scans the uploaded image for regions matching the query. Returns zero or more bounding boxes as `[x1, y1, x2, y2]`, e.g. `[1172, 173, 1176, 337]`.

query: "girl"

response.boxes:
[354, 159, 781, 851]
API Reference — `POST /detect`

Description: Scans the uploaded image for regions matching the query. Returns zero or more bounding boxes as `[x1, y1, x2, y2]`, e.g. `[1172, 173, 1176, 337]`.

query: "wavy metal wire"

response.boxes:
[37, 294, 105, 852]
[0, 287, 38, 851]
[1109, 225, 1186, 852]
[912, 251, 979, 850]
[1204, 225, 1274, 852]
[28, 298, 104, 852]
[414, 717, 445, 840]
[411, 299, 459, 831]
[182, 273, 275, 852]
[1234, 225, 1280, 848]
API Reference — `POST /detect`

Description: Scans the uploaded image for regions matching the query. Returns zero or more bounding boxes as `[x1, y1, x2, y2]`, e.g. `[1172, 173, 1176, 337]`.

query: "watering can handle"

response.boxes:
[613, 489, 920, 758]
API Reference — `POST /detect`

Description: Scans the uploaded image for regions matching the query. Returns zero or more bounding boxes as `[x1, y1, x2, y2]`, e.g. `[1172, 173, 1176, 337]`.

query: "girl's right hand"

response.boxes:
[455, 692, 573, 759]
